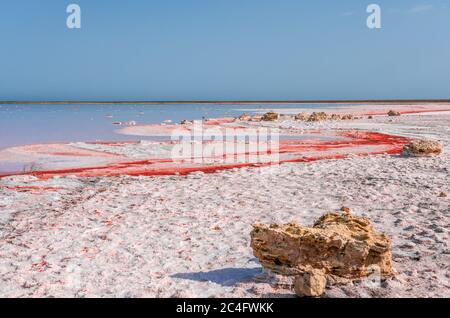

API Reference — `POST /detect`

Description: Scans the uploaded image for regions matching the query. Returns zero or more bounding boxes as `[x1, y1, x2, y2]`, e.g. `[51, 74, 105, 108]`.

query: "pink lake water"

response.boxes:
[1, 103, 355, 174]
[0, 103, 352, 149]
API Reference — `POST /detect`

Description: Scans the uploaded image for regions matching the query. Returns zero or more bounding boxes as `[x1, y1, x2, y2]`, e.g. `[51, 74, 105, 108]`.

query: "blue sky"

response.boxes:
[0, 0, 449, 101]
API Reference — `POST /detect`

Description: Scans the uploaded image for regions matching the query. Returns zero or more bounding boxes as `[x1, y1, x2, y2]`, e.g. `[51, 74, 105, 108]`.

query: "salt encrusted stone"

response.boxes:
[238, 113, 251, 121]
[261, 112, 279, 121]
[294, 269, 327, 297]
[294, 112, 309, 121]
[250, 212, 393, 296]
[388, 110, 401, 116]
[308, 112, 329, 122]
[403, 139, 443, 156]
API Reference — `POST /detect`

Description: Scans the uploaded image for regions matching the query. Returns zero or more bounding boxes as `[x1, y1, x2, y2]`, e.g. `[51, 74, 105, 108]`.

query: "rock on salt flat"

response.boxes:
[0, 112, 449, 298]
[251, 212, 393, 278]
[1, 152, 449, 297]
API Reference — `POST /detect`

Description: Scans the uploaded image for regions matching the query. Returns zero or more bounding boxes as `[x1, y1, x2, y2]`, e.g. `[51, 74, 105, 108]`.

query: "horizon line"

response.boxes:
[1, 99, 450, 105]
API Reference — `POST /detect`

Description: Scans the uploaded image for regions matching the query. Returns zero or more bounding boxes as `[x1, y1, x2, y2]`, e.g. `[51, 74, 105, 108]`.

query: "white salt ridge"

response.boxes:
[70, 141, 174, 159]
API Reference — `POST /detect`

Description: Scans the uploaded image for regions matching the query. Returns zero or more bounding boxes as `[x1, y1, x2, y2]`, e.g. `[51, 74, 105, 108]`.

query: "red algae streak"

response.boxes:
[279, 132, 408, 152]
[9, 131, 410, 180]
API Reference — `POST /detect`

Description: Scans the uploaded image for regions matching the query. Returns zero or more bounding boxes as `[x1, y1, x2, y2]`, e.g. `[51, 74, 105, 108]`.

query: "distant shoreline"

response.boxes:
[1, 99, 449, 105]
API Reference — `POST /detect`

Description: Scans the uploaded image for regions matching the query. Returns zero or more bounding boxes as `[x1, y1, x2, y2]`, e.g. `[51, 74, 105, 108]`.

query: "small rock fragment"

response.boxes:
[308, 112, 329, 122]
[294, 112, 309, 121]
[341, 114, 354, 120]
[403, 139, 443, 156]
[340, 206, 351, 213]
[237, 113, 251, 121]
[294, 269, 327, 297]
[388, 110, 401, 116]
[330, 114, 342, 120]
[261, 112, 279, 121]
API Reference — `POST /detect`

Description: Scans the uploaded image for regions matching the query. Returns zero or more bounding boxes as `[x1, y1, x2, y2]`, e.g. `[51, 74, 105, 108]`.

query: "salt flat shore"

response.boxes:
[0, 111, 449, 297]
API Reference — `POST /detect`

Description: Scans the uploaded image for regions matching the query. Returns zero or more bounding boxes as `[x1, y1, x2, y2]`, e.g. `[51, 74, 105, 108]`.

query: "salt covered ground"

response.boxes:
[0, 109, 449, 298]
[237, 102, 450, 116]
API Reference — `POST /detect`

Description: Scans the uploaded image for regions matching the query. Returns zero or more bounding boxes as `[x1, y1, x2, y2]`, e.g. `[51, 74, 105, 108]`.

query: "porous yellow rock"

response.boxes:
[403, 139, 443, 156]
[238, 113, 251, 121]
[261, 112, 279, 121]
[330, 114, 342, 120]
[308, 112, 329, 122]
[250, 212, 393, 280]
[388, 110, 401, 116]
[341, 114, 354, 120]
[294, 269, 327, 297]
[295, 112, 309, 121]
